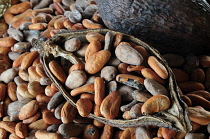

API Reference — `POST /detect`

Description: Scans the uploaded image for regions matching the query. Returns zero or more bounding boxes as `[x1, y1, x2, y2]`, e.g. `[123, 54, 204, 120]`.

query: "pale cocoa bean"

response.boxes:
[65, 38, 81, 52]
[83, 4, 98, 18]
[144, 79, 169, 96]
[132, 90, 152, 102]
[104, 31, 114, 50]
[118, 85, 134, 101]
[47, 124, 60, 132]
[65, 70, 87, 89]
[19, 22, 32, 30]
[115, 42, 143, 65]
[0, 68, 19, 83]
[107, 80, 118, 94]
[14, 76, 26, 85]
[107, 57, 121, 67]
[120, 100, 138, 112]
[185, 133, 207, 139]
[7, 28, 24, 42]
[8, 52, 22, 60]
[16, 92, 32, 103]
[23, 30, 40, 43]
[130, 103, 143, 118]
[68, 10, 82, 23]
[75, 43, 88, 57]
[100, 66, 118, 82]
[136, 127, 152, 139]
[54, 102, 65, 120]
[7, 101, 24, 117]
[39, 77, 52, 86]
[10, 113, 20, 122]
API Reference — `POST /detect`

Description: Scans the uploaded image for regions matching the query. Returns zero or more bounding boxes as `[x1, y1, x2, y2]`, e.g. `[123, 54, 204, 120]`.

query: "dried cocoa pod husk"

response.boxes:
[32, 28, 192, 132]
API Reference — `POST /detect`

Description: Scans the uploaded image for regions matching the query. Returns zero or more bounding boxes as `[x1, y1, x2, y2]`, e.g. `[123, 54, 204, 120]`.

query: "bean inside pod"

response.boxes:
[32, 28, 192, 132]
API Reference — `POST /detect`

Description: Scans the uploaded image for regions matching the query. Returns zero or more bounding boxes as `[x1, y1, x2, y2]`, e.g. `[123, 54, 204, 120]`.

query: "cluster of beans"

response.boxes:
[0, 0, 209, 139]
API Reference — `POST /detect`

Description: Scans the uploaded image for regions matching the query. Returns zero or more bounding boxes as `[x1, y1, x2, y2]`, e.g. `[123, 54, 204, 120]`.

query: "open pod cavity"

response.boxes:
[32, 28, 192, 133]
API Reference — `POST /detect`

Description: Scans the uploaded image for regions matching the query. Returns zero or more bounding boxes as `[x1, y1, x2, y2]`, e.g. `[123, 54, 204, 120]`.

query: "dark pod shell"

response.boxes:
[96, 0, 210, 54]
[32, 29, 192, 132]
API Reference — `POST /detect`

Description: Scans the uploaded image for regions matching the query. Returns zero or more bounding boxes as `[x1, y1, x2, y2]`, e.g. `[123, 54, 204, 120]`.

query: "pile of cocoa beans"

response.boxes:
[0, 0, 210, 139]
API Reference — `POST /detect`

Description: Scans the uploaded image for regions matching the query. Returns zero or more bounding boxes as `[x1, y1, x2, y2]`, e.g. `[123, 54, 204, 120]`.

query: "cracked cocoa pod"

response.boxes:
[96, 0, 210, 54]
[32, 28, 192, 133]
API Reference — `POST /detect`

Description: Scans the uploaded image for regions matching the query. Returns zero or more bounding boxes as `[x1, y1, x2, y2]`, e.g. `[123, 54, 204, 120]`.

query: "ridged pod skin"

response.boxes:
[96, 0, 210, 54]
